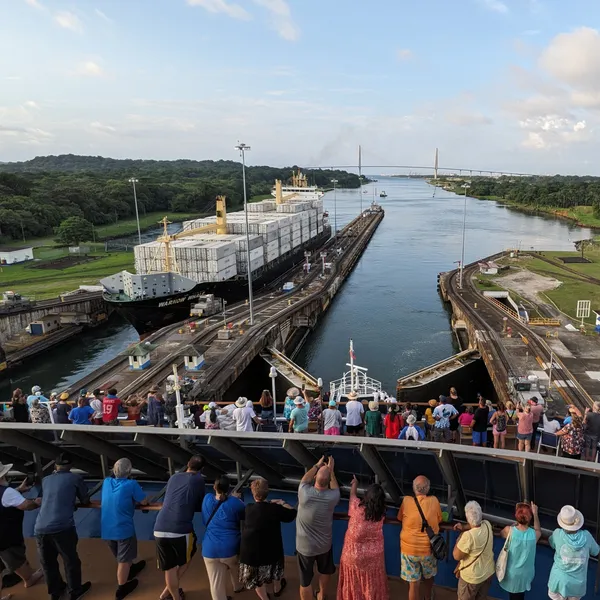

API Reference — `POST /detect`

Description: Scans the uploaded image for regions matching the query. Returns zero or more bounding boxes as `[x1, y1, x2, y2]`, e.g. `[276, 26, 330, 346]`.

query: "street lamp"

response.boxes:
[331, 179, 338, 241]
[459, 182, 471, 289]
[269, 366, 277, 418]
[128, 178, 142, 246]
[235, 142, 254, 326]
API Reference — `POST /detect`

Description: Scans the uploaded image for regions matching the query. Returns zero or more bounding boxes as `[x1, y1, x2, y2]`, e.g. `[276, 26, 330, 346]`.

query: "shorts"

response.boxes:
[472, 431, 487, 444]
[0, 544, 27, 572]
[297, 547, 335, 587]
[107, 536, 137, 564]
[583, 434, 599, 452]
[493, 426, 506, 436]
[458, 576, 492, 600]
[548, 591, 581, 600]
[324, 427, 340, 436]
[433, 428, 451, 443]
[103, 418, 119, 426]
[345, 424, 362, 434]
[155, 532, 197, 571]
[400, 553, 437, 583]
[516, 432, 531, 441]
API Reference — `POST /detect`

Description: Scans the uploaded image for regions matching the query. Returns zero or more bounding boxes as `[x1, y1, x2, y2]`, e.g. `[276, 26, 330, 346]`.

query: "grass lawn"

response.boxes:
[94, 211, 200, 239]
[0, 251, 134, 300]
[1, 211, 202, 249]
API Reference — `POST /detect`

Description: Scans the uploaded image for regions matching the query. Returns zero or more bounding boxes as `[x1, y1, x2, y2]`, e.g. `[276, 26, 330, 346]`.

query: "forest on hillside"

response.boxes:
[447, 175, 600, 212]
[0, 155, 362, 241]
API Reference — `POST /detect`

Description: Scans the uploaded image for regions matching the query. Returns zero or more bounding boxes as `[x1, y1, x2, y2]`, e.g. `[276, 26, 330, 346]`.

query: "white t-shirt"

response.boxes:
[233, 406, 256, 432]
[2, 486, 26, 508]
[345, 400, 364, 427]
[543, 414, 561, 434]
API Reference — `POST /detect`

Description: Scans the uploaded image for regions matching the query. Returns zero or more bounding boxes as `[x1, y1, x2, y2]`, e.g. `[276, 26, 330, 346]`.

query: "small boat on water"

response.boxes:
[379, 190, 387, 198]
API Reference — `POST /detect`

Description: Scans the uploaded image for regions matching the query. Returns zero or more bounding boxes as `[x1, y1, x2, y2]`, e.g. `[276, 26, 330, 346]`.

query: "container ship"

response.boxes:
[101, 171, 330, 333]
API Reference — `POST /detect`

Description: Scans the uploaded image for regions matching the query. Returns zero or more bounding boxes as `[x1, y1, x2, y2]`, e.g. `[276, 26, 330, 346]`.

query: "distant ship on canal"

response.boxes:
[101, 172, 330, 334]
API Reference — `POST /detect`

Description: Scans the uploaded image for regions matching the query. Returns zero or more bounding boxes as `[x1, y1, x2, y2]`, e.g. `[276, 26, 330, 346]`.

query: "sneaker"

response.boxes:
[128, 561, 146, 581]
[116, 578, 139, 600]
[70, 581, 92, 600]
[51, 582, 67, 600]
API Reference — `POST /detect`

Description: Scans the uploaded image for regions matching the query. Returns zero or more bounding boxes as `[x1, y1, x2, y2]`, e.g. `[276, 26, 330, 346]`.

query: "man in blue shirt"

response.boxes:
[35, 453, 91, 600]
[101, 458, 148, 600]
[68, 398, 94, 425]
[27, 385, 48, 408]
[153, 456, 206, 600]
[432, 396, 458, 443]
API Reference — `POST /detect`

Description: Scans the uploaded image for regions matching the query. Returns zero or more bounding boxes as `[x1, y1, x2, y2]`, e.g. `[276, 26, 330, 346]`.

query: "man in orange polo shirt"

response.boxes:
[397, 476, 443, 600]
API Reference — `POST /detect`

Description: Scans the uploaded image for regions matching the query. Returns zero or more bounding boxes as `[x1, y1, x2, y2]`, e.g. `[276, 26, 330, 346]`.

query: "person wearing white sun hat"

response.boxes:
[289, 396, 308, 433]
[548, 505, 600, 600]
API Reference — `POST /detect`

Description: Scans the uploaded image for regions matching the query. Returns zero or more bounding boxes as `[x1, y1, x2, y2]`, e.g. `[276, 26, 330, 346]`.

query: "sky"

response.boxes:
[2, 0, 600, 174]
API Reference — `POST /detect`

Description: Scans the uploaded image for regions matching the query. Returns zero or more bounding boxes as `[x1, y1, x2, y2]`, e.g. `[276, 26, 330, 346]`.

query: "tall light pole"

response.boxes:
[235, 142, 254, 326]
[331, 179, 338, 241]
[128, 178, 142, 245]
[459, 182, 471, 289]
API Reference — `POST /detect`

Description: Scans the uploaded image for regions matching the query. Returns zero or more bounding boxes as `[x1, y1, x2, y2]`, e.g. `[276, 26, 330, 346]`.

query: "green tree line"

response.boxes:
[0, 155, 363, 241]
[440, 175, 600, 215]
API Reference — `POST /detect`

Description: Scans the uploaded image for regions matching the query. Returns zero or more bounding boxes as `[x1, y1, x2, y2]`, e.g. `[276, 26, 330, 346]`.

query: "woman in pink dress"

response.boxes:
[337, 476, 389, 600]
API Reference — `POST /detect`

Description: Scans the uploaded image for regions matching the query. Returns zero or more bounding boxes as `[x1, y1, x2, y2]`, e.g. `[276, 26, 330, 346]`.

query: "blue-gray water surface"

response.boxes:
[1, 179, 590, 398]
[296, 178, 590, 394]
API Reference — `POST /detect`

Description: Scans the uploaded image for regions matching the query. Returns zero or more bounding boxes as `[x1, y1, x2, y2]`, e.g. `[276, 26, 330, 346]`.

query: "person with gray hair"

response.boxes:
[397, 476, 442, 600]
[101, 458, 149, 600]
[453, 500, 495, 600]
[398, 414, 426, 441]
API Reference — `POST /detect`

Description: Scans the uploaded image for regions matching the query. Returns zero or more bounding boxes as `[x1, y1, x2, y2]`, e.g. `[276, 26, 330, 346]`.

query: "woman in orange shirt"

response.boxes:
[397, 476, 443, 600]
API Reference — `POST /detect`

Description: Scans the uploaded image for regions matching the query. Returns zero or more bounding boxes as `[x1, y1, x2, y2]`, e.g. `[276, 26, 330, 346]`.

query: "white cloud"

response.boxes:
[478, 0, 509, 13]
[540, 27, 600, 91]
[447, 112, 493, 126]
[519, 115, 589, 149]
[54, 11, 83, 33]
[78, 61, 104, 76]
[95, 8, 112, 23]
[186, 0, 250, 20]
[252, 0, 299, 41]
[89, 121, 117, 134]
[397, 48, 413, 62]
[24, 100, 39, 109]
[24, 0, 45, 10]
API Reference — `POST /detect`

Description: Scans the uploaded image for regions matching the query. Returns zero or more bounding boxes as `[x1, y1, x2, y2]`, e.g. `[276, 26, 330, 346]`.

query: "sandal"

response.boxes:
[274, 577, 287, 597]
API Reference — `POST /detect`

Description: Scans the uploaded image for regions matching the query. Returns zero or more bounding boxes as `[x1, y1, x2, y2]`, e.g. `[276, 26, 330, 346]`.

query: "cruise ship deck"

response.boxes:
[2, 423, 600, 599]
[9, 541, 461, 600]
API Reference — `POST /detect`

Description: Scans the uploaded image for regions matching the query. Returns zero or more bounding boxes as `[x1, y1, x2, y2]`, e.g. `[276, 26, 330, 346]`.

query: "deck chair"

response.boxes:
[537, 430, 560, 455]
[459, 426, 473, 445]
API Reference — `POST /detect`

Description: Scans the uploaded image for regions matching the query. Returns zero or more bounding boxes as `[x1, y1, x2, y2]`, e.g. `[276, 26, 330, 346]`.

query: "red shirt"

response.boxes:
[102, 396, 121, 422]
[384, 412, 404, 439]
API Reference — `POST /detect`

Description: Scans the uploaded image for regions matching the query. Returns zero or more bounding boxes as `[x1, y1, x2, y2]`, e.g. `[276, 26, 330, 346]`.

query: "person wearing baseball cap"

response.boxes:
[548, 505, 600, 600]
[35, 453, 91, 600]
[0, 463, 44, 595]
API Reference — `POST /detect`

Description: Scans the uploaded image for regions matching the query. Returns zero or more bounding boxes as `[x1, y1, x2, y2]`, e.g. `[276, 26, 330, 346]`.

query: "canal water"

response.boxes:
[1, 179, 590, 399]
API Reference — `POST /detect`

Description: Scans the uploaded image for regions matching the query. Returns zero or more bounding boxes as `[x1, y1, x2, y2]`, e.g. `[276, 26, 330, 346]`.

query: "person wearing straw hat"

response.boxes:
[547, 505, 600, 600]
[345, 391, 364, 437]
[283, 388, 300, 422]
[233, 397, 261, 432]
[0, 462, 44, 598]
[365, 400, 383, 437]
[289, 397, 309, 433]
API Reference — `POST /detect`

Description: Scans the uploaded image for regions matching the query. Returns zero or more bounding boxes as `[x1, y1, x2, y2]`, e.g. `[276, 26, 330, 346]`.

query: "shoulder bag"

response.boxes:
[454, 521, 491, 579]
[495, 525, 512, 582]
[205, 497, 226, 529]
[413, 496, 447, 560]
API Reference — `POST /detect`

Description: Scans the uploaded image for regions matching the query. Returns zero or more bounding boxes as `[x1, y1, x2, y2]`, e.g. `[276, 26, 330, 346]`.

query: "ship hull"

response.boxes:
[106, 229, 331, 334]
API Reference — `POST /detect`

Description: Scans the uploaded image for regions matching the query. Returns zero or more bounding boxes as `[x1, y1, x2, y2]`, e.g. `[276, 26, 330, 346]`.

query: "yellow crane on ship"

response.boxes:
[152, 171, 307, 272]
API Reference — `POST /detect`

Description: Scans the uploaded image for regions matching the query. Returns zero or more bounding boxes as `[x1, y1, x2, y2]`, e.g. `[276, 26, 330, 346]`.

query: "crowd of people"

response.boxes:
[1, 453, 598, 600]
[5, 383, 598, 462]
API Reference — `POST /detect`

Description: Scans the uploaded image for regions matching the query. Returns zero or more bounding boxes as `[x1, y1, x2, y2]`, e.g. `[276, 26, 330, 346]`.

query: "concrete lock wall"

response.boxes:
[0, 297, 106, 345]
